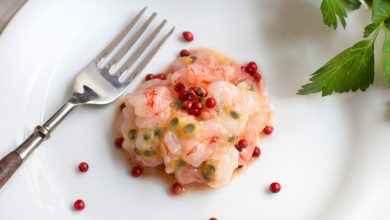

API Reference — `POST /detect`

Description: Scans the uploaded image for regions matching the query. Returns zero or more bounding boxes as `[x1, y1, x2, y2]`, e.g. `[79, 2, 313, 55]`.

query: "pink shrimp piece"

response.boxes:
[170, 49, 242, 87]
[207, 146, 239, 188]
[175, 165, 203, 185]
[238, 112, 267, 164]
[161, 131, 182, 174]
[127, 86, 174, 118]
[182, 136, 220, 167]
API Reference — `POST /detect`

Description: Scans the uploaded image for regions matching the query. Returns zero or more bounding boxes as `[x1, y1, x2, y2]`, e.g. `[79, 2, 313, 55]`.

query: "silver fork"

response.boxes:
[0, 7, 174, 189]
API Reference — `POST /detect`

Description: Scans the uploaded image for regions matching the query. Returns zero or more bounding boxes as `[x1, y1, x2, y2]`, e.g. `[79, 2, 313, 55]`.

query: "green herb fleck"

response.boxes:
[174, 99, 183, 108]
[230, 111, 240, 120]
[190, 56, 197, 62]
[128, 129, 136, 140]
[228, 134, 237, 143]
[134, 148, 141, 156]
[143, 129, 154, 141]
[247, 83, 255, 91]
[201, 162, 216, 183]
[169, 117, 179, 129]
[182, 123, 196, 134]
[154, 127, 163, 137]
[173, 160, 186, 171]
[143, 149, 157, 157]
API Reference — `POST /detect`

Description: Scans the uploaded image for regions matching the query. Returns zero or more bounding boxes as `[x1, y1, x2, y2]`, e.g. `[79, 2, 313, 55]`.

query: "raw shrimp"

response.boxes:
[170, 49, 243, 88]
[116, 48, 272, 188]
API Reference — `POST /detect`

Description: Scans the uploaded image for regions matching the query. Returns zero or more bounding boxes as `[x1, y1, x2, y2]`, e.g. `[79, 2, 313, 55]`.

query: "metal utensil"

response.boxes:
[0, 7, 174, 189]
[0, 0, 27, 35]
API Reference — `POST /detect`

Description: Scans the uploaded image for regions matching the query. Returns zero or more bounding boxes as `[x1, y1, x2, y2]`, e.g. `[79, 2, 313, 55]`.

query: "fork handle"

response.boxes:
[0, 152, 22, 189]
[0, 101, 77, 190]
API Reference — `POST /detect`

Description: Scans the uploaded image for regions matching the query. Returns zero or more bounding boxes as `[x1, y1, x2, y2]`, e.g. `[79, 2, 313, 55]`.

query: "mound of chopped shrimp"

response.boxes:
[115, 49, 271, 188]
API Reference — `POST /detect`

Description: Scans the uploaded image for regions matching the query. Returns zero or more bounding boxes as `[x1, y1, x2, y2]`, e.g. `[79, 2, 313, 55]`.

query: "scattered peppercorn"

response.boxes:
[186, 91, 197, 101]
[78, 162, 89, 173]
[183, 100, 193, 110]
[115, 137, 124, 148]
[171, 182, 185, 195]
[180, 49, 190, 57]
[200, 110, 212, 120]
[252, 147, 261, 158]
[263, 125, 274, 135]
[192, 101, 202, 110]
[195, 87, 208, 97]
[253, 72, 261, 82]
[131, 166, 143, 177]
[270, 182, 281, 193]
[178, 91, 187, 102]
[73, 199, 85, 211]
[238, 139, 248, 149]
[174, 82, 186, 92]
[145, 73, 155, 81]
[205, 97, 216, 108]
[245, 61, 257, 74]
[182, 31, 194, 42]
[187, 108, 200, 116]
[155, 73, 166, 80]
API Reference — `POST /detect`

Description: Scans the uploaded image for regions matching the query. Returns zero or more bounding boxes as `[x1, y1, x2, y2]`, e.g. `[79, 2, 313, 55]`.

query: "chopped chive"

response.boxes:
[143, 129, 154, 141]
[169, 117, 179, 129]
[128, 129, 136, 140]
[182, 123, 196, 134]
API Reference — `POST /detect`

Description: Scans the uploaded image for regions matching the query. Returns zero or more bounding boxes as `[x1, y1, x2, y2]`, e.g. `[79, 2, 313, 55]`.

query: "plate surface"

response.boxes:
[1, 0, 390, 219]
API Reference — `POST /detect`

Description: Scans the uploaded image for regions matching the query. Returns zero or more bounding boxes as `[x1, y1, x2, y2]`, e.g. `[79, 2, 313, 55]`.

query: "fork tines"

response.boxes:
[96, 7, 174, 85]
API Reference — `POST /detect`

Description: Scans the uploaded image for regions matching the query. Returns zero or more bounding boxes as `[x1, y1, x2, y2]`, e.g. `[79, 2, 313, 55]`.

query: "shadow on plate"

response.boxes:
[255, 0, 332, 98]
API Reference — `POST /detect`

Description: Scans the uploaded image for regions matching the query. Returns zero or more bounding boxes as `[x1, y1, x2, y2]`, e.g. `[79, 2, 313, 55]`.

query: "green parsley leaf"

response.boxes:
[372, 0, 390, 24]
[298, 40, 375, 96]
[363, 22, 378, 37]
[383, 25, 390, 83]
[321, 0, 348, 29]
[364, 0, 390, 38]
[342, 0, 362, 10]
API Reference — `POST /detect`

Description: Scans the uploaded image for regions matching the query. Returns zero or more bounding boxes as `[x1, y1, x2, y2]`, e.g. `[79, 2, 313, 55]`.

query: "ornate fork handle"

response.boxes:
[0, 100, 78, 189]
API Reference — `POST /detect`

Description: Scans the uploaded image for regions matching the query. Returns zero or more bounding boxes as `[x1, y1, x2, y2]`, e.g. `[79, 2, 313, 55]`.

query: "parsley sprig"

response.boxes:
[298, 0, 390, 96]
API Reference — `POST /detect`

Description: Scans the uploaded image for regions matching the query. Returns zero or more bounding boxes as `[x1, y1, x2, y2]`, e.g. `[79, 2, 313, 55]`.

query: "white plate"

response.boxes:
[1, 0, 390, 219]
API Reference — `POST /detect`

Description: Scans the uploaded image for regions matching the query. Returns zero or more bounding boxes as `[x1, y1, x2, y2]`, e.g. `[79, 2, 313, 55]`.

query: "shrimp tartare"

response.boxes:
[116, 49, 271, 188]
